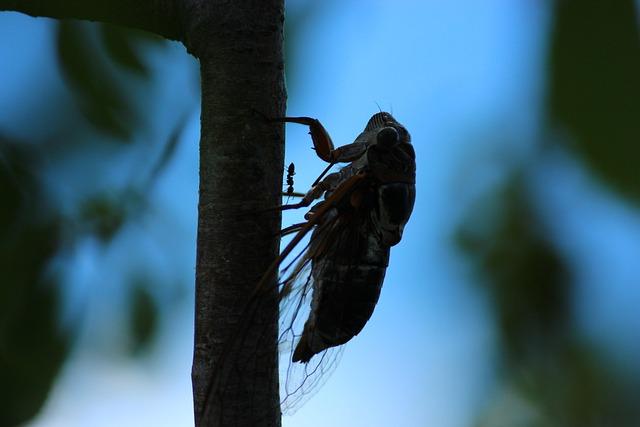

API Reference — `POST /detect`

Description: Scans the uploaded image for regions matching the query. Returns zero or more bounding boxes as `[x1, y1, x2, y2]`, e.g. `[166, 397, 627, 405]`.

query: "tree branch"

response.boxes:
[190, 1, 286, 425]
[0, 0, 183, 41]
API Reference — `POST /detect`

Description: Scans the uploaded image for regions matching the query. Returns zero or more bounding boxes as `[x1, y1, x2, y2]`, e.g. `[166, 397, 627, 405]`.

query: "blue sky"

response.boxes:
[1, 1, 638, 426]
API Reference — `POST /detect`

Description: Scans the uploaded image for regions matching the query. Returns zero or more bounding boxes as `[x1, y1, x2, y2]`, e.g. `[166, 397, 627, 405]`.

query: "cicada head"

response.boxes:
[364, 112, 411, 145]
[351, 112, 411, 157]
[364, 111, 391, 131]
[362, 112, 415, 185]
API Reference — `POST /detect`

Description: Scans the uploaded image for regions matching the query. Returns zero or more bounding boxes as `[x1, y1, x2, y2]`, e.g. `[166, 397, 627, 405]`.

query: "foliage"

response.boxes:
[0, 21, 178, 424]
[0, 140, 69, 426]
[459, 178, 640, 427]
[548, 0, 640, 202]
[458, 1, 640, 425]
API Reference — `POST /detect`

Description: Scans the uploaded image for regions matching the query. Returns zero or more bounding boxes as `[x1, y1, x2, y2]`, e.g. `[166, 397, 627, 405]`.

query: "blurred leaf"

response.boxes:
[129, 282, 158, 355]
[100, 24, 150, 76]
[0, 15, 180, 424]
[549, 0, 640, 201]
[461, 175, 640, 426]
[478, 345, 640, 427]
[0, 275, 69, 427]
[457, 176, 569, 362]
[78, 191, 144, 242]
[0, 137, 33, 230]
[56, 21, 136, 139]
[0, 142, 69, 426]
[144, 110, 190, 190]
[78, 195, 127, 241]
[533, 346, 640, 427]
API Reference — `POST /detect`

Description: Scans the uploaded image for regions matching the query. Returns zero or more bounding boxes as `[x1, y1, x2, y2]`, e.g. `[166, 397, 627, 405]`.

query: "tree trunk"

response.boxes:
[190, 2, 285, 426]
[0, 1, 286, 426]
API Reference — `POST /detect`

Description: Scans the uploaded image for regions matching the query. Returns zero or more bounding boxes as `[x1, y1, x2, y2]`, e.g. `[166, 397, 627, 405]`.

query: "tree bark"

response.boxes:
[188, 2, 285, 426]
[0, 1, 286, 426]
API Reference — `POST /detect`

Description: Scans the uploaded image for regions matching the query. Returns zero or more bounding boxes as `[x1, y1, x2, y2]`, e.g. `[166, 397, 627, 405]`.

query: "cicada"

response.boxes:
[257, 111, 416, 409]
[204, 112, 416, 418]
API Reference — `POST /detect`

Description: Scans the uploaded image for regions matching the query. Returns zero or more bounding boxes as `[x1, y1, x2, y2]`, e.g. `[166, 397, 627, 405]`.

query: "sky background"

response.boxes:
[1, 1, 639, 426]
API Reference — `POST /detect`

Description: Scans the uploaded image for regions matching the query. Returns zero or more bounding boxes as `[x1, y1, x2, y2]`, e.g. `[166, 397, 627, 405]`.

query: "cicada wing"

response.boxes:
[280, 342, 344, 413]
[213, 178, 371, 416]
[277, 261, 344, 414]
[275, 210, 359, 414]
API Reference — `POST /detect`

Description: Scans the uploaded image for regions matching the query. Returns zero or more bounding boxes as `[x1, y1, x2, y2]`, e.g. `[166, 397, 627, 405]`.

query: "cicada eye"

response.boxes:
[377, 126, 399, 148]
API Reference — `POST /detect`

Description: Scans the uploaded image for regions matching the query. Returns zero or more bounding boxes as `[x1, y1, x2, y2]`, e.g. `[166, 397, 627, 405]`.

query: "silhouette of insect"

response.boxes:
[257, 111, 416, 409]
[207, 112, 416, 416]
[285, 162, 296, 196]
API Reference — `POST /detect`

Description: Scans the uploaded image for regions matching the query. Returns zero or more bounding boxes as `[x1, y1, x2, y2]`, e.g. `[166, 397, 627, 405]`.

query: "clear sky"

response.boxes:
[0, 1, 638, 426]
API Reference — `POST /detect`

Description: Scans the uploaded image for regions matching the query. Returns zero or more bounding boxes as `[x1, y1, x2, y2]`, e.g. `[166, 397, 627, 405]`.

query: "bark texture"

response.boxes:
[0, 1, 286, 426]
[188, 1, 285, 426]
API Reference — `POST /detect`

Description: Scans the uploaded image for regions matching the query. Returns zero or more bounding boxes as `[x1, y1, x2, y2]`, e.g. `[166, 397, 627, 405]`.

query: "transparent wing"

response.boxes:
[210, 174, 371, 418]
[275, 211, 348, 414]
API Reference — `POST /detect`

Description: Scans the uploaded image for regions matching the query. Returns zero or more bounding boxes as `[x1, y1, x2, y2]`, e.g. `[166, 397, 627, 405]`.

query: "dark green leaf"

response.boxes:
[0, 146, 69, 425]
[144, 111, 190, 189]
[100, 24, 150, 76]
[548, 0, 640, 201]
[129, 282, 158, 355]
[78, 193, 137, 242]
[456, 177, 570, 362]
[56, 21, 135, 140]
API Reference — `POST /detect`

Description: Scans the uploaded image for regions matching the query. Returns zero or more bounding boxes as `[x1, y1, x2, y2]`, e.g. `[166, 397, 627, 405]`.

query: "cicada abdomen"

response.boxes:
[291, 197, 390, 362]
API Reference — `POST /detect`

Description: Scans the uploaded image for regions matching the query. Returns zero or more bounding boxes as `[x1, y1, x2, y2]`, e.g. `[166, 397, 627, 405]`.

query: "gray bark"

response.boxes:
[0, 1, 286, 426]
[191, 2, 285, 425]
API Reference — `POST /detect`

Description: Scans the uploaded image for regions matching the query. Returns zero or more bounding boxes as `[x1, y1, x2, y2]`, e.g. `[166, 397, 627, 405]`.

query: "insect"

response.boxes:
[246, 111, 415, 409]
[205, 112, 416, 418]
[270, 111, 415, 357]
[285, 162, 296, 196]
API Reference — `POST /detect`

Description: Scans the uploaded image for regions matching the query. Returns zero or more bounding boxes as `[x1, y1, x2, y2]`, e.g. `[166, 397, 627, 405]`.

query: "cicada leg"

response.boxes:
[254, 109, 367, 164]
[280, 222, 306, 237]
[271, 116, 368, 164]
[282, 191, 306, 198]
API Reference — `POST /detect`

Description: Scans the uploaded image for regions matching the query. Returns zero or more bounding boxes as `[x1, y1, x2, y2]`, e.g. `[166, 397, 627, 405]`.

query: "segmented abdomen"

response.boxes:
[292, 226, 389, 362]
